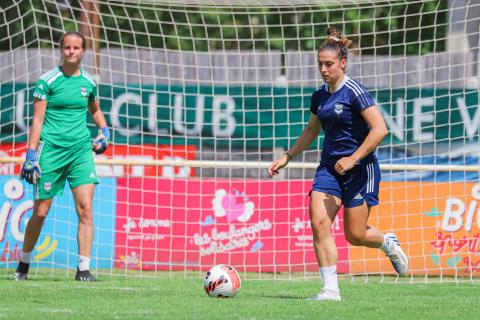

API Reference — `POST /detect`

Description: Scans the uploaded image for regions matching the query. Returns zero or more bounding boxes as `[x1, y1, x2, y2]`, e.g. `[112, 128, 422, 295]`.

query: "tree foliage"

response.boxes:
[1, 0, 447, 55]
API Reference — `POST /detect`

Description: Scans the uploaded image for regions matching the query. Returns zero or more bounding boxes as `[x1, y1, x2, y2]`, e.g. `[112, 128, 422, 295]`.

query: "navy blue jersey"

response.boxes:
[310, 76, 376, 166]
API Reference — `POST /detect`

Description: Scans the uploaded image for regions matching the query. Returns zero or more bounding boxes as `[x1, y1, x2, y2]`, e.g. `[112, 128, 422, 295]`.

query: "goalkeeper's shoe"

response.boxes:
[75, 268, 98, 282]
[306, 288, 341, 301]
[13, 261, 29, 281]
[385, 233, 409, 275]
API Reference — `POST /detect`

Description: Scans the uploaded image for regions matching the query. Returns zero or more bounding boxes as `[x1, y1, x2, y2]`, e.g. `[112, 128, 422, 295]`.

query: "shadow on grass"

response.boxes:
[247, 293, 304, 300]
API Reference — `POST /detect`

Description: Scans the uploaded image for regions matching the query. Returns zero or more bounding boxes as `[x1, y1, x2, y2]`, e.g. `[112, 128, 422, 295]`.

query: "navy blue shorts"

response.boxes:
[311, 158, 380, 208]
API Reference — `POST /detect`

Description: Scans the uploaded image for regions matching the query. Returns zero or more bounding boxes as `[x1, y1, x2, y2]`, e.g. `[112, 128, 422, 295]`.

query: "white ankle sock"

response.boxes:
[20, 251, 32, 264]
[320, 265, 339, 291]
[78, 255, 91, 271]
[381, 235, 395, 254]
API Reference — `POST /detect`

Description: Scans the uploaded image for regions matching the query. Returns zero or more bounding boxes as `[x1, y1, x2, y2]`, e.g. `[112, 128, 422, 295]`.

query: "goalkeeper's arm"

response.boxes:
[21, 98, 47, 184]
[28, 98, 47, 151]
[88, 100, 110, 154]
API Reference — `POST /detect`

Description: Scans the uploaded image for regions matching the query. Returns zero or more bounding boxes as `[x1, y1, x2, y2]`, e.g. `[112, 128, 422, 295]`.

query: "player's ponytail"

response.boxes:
[318, 28, 352, 61]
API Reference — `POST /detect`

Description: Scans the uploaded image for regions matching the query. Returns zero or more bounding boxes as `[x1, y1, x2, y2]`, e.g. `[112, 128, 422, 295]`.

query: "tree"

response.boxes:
[0, 0, 447, 55]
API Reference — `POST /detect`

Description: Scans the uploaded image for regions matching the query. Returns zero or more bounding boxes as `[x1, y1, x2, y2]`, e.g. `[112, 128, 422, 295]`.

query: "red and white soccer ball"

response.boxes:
[204, 264, 241, 298]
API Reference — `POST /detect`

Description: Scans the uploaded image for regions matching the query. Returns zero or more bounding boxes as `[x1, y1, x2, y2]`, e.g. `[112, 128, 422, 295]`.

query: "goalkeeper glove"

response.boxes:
[20, 148, 41, 184]
[92, 127, 110, 154]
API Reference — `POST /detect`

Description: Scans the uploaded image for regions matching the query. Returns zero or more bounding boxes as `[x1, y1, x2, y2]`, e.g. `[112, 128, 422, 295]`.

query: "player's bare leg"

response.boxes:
[72, 183, 97, 281]
[14, 199, 53, 280]
[307, 191, 342, 301]
[344, 204, 408, 275]
[343, 203, 384, 247]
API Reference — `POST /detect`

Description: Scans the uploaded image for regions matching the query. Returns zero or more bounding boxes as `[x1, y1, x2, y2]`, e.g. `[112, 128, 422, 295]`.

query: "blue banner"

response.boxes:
[0, 176, 116, 269]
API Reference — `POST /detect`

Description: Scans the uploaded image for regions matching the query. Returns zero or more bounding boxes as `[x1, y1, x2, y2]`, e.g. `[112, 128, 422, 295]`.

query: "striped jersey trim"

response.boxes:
[33, 92, 46, 100]
[41, 68, 62, 83]
[82, 70, 97, 87]
[39, 68, 59, 82]
[345, 79, 371, 107]
[47, 72, 63, 85]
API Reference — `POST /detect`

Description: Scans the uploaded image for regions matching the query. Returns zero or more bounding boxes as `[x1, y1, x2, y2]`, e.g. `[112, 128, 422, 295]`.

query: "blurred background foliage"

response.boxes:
[1, 0, 446, 55]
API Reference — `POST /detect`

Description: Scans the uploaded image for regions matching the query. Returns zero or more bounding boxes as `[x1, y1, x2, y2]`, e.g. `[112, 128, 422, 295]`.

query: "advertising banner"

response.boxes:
[0, 142, 196, 178]
[0, 176, 116, 269]
[95, 144, 196, 177]
[114, 178, 349, 273]
[349, 182, 480, 276]
[2, 83, 479, 149]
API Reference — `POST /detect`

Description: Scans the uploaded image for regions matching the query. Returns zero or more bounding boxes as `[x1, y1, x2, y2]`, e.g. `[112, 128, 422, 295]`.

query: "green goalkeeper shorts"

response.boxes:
[34, 139, 99, 200]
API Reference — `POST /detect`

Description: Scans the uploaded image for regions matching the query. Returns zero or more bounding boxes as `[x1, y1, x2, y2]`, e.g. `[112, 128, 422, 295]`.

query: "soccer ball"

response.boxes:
[204, 264, 241, 298]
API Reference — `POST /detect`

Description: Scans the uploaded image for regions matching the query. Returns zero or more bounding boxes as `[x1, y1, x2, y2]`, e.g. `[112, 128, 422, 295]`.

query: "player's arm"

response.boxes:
[88, 99, 110, 154]
[268, 113, 322, 176]
[28, 98, 47, 151]
[334, 105, 387, 175]
[21, 98, 46, 184]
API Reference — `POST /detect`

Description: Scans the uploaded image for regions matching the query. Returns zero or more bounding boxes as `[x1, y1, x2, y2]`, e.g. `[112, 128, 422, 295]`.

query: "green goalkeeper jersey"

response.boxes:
[33, 66, 98, 148]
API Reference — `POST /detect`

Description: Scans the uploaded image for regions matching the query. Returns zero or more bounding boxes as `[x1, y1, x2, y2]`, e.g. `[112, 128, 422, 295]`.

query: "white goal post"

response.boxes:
[1, 0, 480, 282]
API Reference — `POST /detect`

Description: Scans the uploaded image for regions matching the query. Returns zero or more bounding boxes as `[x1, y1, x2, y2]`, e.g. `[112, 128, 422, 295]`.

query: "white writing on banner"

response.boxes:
[442, 184, 480, 232]
[0, 178, 31, 243]
[193, 220, 272, 257]
[456, 97, 480, 141]
[123, 217, 171, 233]
[10, 89, 480, 144]
[122, 217, 171, 242]
[379, 97, 480, 142]
[109, 92, 237, 138]
[110, 93, 142, 137]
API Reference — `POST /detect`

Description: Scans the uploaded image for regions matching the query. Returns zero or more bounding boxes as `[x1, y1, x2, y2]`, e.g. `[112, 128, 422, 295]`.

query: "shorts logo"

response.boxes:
[43, 182, 52, 191]
[353, 193, 363, 200]
[334, 103, 344, 115]
[317, 104, 322, 111]
[89, 172, 96, 178]
[80, 87, 88, 96]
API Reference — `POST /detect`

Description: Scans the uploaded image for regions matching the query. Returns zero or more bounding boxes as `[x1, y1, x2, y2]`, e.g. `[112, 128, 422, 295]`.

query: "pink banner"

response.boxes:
[114, 178, 349, 273]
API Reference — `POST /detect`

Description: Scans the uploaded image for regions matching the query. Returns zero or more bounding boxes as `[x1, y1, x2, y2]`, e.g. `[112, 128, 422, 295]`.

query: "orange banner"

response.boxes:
[349, 181, 480, 277]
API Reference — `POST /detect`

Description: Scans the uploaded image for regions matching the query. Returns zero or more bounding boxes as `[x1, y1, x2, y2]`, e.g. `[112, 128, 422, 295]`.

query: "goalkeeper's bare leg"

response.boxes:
[72, 183, 97, 282]
[14, 199, 53, 280]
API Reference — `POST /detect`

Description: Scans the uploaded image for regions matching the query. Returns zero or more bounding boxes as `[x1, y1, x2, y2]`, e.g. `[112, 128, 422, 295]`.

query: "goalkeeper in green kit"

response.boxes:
[14, 32, 109, 282]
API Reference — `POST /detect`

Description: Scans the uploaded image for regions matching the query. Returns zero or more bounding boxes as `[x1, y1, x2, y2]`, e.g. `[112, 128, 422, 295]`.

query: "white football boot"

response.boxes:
[307, 288, 342, 301]
[385, 232, 409, 275]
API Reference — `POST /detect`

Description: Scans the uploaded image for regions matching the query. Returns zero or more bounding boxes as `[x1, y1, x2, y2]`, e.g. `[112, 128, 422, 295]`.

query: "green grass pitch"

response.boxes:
[1, 269, 478, 320]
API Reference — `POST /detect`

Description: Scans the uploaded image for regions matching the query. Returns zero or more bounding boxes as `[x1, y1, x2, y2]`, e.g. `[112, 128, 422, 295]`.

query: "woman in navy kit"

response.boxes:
[269, 28, 408, 301]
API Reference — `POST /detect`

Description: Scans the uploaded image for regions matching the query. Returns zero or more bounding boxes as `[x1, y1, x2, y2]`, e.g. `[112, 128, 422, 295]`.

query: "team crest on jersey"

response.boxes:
[334, 103, 344, 115]
[43, 182, 52, 191]
[80, 87, 88, 96]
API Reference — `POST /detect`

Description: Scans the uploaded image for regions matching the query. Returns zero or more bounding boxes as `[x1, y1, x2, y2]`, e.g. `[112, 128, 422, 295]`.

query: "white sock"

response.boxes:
[78, 255, 91, 271]
[320, 265, 339, 291]
[20, 251, 32, 264]
[380, 235, 395, 254]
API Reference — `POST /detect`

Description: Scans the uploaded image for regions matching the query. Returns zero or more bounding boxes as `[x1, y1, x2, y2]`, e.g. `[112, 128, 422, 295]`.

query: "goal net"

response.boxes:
[1, 0, 479, 282]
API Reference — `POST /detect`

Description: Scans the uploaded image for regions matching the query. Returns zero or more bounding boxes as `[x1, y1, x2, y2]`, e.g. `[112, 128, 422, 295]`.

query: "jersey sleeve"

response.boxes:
[33, 78, 49, 100]
[351, 89, 376, 111]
